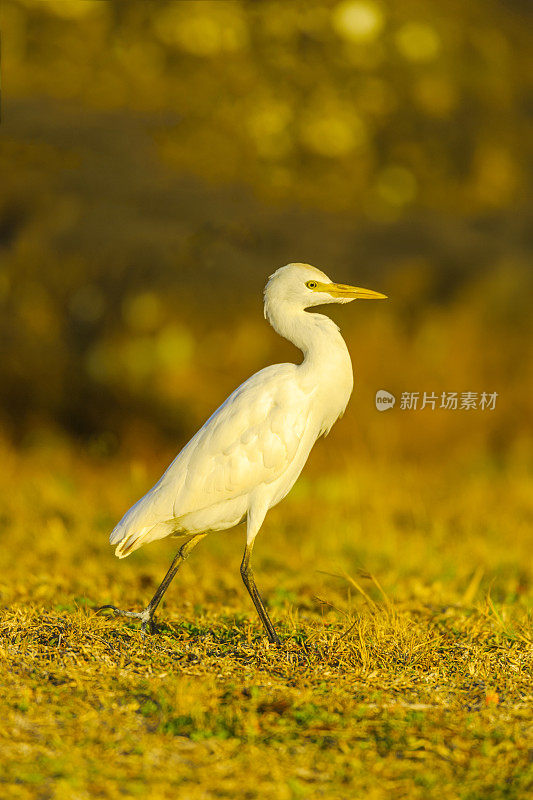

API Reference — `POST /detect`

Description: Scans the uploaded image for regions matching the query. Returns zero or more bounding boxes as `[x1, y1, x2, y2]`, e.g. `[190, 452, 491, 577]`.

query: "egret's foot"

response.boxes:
[96, 604, 158, 636]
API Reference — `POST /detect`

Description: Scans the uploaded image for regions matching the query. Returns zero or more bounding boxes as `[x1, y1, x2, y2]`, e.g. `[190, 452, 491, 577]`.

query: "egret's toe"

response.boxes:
[96, 604, 157, 634]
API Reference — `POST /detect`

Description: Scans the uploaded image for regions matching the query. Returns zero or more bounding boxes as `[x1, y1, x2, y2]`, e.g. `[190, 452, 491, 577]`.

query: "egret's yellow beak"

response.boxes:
[314, 282, 387, 300]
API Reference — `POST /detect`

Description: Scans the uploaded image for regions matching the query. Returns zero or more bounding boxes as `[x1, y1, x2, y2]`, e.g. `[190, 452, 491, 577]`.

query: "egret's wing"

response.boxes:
[169, 363, 314, 516]
[110, 364, 315, 557]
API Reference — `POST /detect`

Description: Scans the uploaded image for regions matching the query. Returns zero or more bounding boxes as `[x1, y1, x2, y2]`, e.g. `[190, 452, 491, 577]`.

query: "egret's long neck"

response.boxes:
[265, 300, 352, 376]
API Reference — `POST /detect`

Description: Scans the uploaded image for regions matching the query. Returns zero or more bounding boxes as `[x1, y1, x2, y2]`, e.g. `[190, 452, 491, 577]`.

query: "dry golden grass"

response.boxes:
[0, 435, 531, 799]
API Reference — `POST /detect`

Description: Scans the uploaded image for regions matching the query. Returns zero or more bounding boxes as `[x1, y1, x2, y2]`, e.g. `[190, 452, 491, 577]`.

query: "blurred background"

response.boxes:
[0, 0, 531, 589]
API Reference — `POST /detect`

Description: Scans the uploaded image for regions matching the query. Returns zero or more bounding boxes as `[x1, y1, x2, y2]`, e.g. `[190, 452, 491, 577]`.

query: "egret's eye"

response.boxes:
[306, 280, 318, 289]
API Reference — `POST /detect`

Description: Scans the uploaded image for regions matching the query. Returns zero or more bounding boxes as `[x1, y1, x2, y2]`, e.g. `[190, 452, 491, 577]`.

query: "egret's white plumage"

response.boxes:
[103, 263, 386, 643]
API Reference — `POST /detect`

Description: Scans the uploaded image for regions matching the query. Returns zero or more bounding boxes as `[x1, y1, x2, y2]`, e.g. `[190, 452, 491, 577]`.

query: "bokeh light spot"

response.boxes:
[332, 1, 384, 42]
[156, 324, 194, 370]
[122, 292, 163, 334]
[376, 165, 418, 206]
[396, 22, 441, 62]
[38, 0, 104, 19]
[301, 113, 367, 158]
[414, 75, 456, 116]
[154, 3, 248, 56]
[247, 102, 293, 159]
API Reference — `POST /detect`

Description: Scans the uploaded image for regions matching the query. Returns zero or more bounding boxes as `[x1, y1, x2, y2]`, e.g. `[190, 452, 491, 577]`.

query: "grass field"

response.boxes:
[1, 434, 531, 800]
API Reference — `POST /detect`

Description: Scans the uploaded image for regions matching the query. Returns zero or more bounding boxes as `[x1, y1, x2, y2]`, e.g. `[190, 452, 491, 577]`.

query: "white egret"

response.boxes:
[99, 263, 386, 644]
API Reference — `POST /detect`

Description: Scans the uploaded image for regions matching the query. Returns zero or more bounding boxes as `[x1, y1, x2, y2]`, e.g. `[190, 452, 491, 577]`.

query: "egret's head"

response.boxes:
[264, 263, 387, 316]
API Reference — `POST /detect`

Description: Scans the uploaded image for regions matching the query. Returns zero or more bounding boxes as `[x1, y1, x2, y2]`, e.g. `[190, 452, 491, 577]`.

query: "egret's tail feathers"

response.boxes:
[114, 526, 151, 559]
[109, 480, 179, 558]
[112, 520, 177, 559]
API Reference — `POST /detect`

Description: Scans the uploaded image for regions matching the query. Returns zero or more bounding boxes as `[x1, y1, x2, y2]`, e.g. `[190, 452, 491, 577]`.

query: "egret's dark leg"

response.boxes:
[98, 534, 206, 636]
[240, 542, 280, 645]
